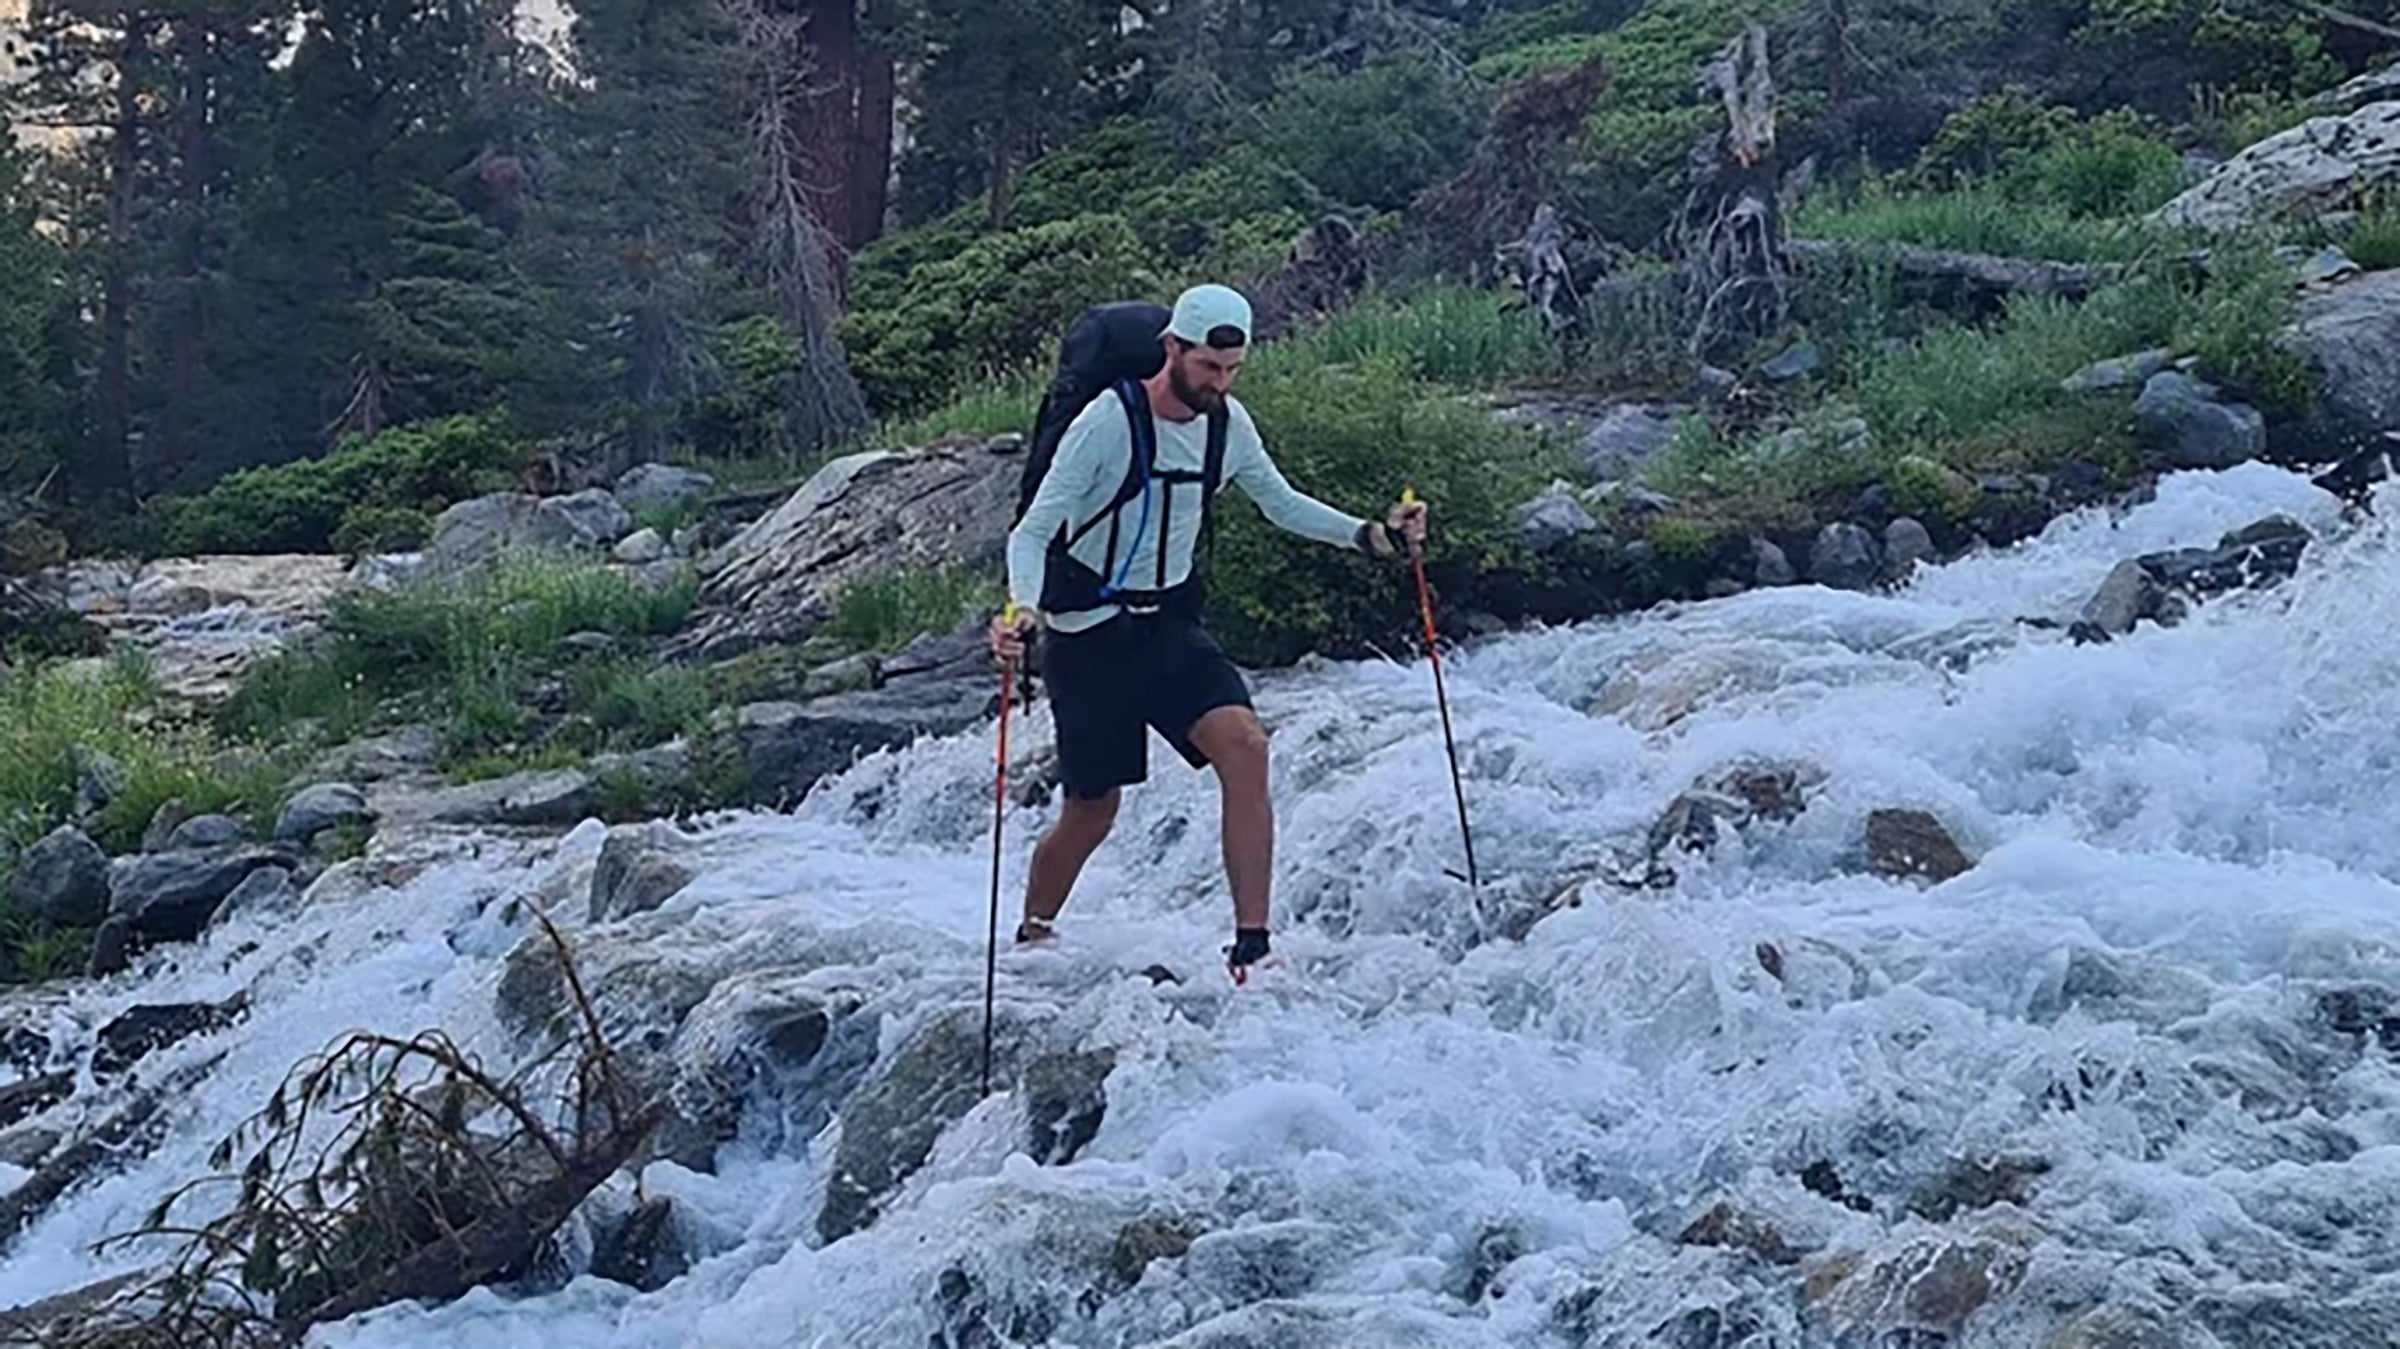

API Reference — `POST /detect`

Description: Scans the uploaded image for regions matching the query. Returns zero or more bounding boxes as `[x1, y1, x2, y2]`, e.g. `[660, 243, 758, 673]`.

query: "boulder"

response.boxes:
[801, 653, 882, 700]
[92, 996, 245, 1076]
[654, 973, 875, 1172]
[612, 528, 668, 566]
[1511, 481, 1599, 551]
[1749, 537, 1796, 587]
[423, 490, 630, 576]
[1804, 1224, 2037, 1339]
[613, 463, 716, 516]
[1807, 523, 1881, 591]
[163, 814, 250, 851]
[5, 828, 109, 928]
[733, 674, 994, 808]
[2134, 372, 2264, 469]
[1882, 517, 1936, 580]
[2153, 101, 2400, 232]
[1865, 809, 1973, 883]
[1581, 403, 1678, 479]
[71, 747, 125, 821]
[682, 444, 1018, 659]
[591, 1196, 690, 1293]
[138, 800, 189, 853]
[388, 768, 600, 830]
[2284, 269, 2400, 462]
[589, 824, 696, 924]
[819, 1009, 1013, 1243]
[1023, 1049, 1113, 1166]
[2073, 559, 2169, 641]
[2299, 245, 2361, 285]
[1759, 339, 1822, 381]
[211, 865, 298, 926]
[2061, 348, 2173, 394]
[107, 846, 296, 942]
[85, 916, 132, 977]
[274, 782, 375, 844]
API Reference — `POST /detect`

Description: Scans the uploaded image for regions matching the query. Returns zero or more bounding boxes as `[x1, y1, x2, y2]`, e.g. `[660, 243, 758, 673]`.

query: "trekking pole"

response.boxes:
[1402, 488, 1479, 890]
[981, 602, 1020, 1099]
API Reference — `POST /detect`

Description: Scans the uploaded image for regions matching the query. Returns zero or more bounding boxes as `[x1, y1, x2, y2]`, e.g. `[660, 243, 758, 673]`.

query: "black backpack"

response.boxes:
[1016, 301, 1230, 617]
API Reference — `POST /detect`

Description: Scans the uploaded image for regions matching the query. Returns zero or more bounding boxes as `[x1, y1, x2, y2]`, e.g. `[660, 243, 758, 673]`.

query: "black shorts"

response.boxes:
[1036, 616, 1253, 800]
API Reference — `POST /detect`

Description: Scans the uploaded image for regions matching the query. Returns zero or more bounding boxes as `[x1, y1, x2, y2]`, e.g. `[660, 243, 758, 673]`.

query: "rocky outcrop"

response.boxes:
[2154, 102, 2400, 232]
[274, 782, 376, 844]
[423, 489, 634, 577]
[38, 554, 347, 701]
[2312, 61, 2400, 114]
[2071, 514, 2312, 641]
[108, 845, 298, 942]
[589, 823, 696, 924]
[683, 442, 1019, 660]
[2283, 268, 2400, 462]
[2133, 371, 2264, 470]
[612, 463, 717, 517]
[1788, 238, 2103, 309]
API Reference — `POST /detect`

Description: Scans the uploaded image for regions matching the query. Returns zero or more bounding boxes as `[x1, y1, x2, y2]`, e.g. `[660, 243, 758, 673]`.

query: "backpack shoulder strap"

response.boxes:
[1198, 406, 1230, 551]
[1060, 379, 1154, 550]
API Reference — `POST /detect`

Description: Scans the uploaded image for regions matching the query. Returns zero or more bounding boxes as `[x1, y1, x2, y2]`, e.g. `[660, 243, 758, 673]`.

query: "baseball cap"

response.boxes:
[1165, 284, 1253, 347]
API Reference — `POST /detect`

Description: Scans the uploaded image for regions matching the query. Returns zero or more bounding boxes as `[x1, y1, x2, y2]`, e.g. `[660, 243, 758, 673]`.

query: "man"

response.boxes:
[990, 282, 1427, 978]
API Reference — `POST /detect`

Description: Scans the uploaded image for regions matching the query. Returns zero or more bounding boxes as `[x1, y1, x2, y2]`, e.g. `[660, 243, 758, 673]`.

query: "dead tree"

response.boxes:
[725, 0, 873, 460]
[1412, 51, 1612, 284]
[1675, 24, 1790, 362]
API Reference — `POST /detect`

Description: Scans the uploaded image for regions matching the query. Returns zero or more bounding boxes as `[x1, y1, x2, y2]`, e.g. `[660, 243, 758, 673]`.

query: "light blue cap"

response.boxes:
[1165, 284, 1253, 345]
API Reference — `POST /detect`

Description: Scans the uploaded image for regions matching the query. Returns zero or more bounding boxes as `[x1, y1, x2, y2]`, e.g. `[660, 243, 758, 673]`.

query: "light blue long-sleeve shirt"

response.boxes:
[1008, 390, 1367, 633]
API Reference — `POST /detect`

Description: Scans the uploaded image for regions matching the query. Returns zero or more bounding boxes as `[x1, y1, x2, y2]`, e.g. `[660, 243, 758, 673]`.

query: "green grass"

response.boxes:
[874, 368, 1046, 450]
[1, 653, 289, 893]
[1792, 180, 2182, 264]
[2344, 189, 2400, 271]
[829, 566, 1003, 654]
[1270, 288, 1562, 389]
[221, 557, 703, 769]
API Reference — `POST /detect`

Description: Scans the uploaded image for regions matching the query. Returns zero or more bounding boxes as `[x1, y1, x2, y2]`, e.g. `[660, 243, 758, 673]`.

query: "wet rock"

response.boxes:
[6, 827, 109, 928]
[1678, 1198, 1800, 1264]
[1182, 1220, 1346, 1303]
[93, 995, 245, 1076]
[1750, 537, 1796, 586]
[1866, 809, 1974, 883]
[2073, 559, 2168, 642]
[1804, 1224, 2036, 1338]
[1107, 1217, 1200, 1289]
[0, 1126, 59, 1170]
[2286, 269, 2400, 462]
[1883, 517, 1936, 581]
[211, 865, 298, 926]
[613, 463, 716, 516]
[2046, 1304, 2178, 1349]
[591, 1196, 690, 1293]
[108, 845, 296, 942]
[0, 1072, 72, 1130]
[1801, 1159, 1875, 1213]
[2061, 348, 2173, 394]
[655, 974, 872, 1172]
[733, 676, 994, 809]
[818, 1008, 1024, 1243]
[275, 782, 375, 844]
[2314, 985, 2400, 1052]
[85, 916, 132, 977]
[2134, 514, 2309, 597]
[1909, 1152, 2051, 1221]
[1808, 523, 1881, 591]
[2134, 371, 2264, 470]
[1023, 1049, 1112, 1166]
[589, 825, 696, 924]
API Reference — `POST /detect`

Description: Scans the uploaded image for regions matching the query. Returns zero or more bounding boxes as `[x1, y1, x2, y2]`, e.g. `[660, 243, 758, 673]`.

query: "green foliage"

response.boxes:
[683, 315, 804, 462]
[2170, 244, 2312, 409]
[844, 214, 1156, 415]
[1203, 352, 1564, 665]
[331, 504, 434, 556]
[220, 559, 699, 766]
[1248, 56, 1486, 213]
[0, 141, 58, 491]
[2012, 111, 2188, 219]
[559, 662, 720, 754]
[829, 566, 1002, 654]
[2346, 190, 2400, 271]
[876, 369, 1048, 449]
[1792, 181, 2174, 263]
[1285, 288, 1562, 388]
[1646, 515, 1716, 560]
[1889, 454, 1983, 523]
[0, 656, 284, 875]
[148, 416, 523, 555]
[1913, 92, 2076, 186]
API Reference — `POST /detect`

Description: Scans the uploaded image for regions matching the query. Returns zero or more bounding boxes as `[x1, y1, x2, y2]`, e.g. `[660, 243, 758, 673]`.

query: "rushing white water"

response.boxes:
[6, 462, 2400, 1347]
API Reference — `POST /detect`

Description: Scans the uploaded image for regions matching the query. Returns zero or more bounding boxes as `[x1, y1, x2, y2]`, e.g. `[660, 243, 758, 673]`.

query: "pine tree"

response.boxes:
[0, 141, 61, 491]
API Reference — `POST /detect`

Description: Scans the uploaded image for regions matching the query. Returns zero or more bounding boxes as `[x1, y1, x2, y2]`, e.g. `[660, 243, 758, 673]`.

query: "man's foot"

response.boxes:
[1224, 926, 1272, 985]
[1014, 916, 1058, 949]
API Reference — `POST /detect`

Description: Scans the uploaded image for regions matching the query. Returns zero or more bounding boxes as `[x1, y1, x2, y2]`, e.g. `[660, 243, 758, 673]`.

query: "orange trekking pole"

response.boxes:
[981, 602, 1020, 1098]
[1402, 488, 1478, 890]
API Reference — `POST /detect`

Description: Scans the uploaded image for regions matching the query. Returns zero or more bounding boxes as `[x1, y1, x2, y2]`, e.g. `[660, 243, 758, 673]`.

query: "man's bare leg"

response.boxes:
[1189, 706, 1273, 931]
[1020, 789, 1119, 937]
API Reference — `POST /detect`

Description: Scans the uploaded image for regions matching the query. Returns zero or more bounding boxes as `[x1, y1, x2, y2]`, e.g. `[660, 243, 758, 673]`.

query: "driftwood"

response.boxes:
[1786, 238, 2104, 306]
[1248, 215, 1372, 342]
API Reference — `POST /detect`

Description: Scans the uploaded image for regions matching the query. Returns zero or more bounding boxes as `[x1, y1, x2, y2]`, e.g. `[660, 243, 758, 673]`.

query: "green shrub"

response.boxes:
[1889, 454, 1983, 523]
[330, 504, 433, 556]
[1647, 515, 1716, 560]
[2014, 111, 2186, 219]
[829, 566, 1002, 654]
[844, 214, 1159, 415]
[876, 369, 1047, 450]
[2170, 243, 2312, 409]
[1249, 55, 1486, 212]
[1792, 180, 2174, 263]
[1203, 352, 1562, 665]
[1914, 92, 2075, 187]
[683, 314, 807, 461]
[1283, 288, 1561, 388]
[147, 416, 523, 555]
[559, 662, 720, 754]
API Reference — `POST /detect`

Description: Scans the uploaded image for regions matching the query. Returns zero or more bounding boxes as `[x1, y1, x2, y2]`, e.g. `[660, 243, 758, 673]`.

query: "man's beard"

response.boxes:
[1168, 363, 1223, 414]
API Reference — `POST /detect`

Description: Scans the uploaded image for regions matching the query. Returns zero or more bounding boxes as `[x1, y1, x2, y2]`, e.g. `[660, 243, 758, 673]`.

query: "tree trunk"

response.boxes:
[156, 20, 214, 491]
[848, 5, 896, 254]
[88, 21, 148, 511]
[986, 117, 1015, 229]
[1823, 0, 1846, 109]
[798, 0, 858, 250]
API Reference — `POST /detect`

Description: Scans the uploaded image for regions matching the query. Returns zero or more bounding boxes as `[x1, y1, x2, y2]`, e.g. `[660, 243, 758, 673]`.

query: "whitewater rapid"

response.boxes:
[4, 462, 2398, 1347]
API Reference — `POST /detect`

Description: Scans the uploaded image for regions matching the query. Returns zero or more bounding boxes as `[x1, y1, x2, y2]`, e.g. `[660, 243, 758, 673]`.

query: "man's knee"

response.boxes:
[1058, 789, 1120, 843]
[1203, 710, 1270, 780]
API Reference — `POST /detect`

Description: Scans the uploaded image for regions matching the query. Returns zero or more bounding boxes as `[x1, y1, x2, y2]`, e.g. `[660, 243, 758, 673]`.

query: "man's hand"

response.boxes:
[1388, 497, 1429, 554]
[990, 605, 1038, 665]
